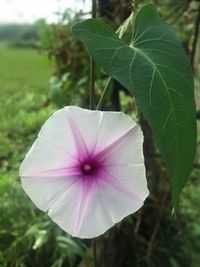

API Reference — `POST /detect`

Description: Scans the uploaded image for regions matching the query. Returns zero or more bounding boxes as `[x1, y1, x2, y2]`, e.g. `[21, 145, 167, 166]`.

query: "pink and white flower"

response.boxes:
[20, 106, 149, 238]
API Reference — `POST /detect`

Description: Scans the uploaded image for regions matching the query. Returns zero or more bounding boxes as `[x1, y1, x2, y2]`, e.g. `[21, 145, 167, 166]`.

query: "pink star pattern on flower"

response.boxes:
[20, 106, 149, 238]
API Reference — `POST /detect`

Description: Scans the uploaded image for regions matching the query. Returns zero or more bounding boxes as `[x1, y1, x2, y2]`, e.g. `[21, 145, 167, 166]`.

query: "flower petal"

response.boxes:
[21, 175, 79, 212]
[20, 138, 78, 177]
[104, 164, 149, 202]
[20, 137, 81, 213]
[93, 111, 135, 154]
[64, 106, 103, 154]
[75, 176, 145, 238]
[63, 107, 138, 159]
[48, 179, 92, 237]
[38, 108, 77, 158]
[46, 164, 148, 239]
[99, 125, 144, 165]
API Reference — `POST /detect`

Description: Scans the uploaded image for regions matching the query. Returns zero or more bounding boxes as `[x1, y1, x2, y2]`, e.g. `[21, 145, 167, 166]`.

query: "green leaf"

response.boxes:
[72, 4, 197, 208]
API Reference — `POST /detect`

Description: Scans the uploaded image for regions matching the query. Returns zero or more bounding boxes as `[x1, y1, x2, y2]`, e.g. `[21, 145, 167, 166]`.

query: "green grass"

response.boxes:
[0, 42, 55, 162]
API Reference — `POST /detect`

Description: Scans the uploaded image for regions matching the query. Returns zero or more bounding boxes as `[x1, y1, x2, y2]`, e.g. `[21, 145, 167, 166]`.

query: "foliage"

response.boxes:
[37, 11, 92, 108]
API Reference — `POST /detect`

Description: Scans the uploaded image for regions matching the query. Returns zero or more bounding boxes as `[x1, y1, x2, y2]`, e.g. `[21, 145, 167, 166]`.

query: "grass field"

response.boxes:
[0, 42, 200, 267]
[0, 42, 54, 161]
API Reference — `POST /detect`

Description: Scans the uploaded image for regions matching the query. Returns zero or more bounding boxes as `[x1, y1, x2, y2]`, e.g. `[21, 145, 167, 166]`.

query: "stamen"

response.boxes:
[83, 164, 92, 172]
[81, 161, 97, 176]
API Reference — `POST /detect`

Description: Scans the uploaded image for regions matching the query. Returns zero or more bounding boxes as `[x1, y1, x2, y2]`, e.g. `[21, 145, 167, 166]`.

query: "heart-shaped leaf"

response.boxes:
[72, 4, 197, 208]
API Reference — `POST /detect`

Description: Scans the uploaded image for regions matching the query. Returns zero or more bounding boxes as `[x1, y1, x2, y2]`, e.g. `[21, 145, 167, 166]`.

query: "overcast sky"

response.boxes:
[0, 0, 90, 24]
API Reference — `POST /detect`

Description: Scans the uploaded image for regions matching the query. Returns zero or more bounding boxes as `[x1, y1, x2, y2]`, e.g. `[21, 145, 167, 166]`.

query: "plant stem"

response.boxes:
[90, 61, 95, 110]
[92, 0, 97, 18]
[93, 239, 97, 267]
[89, 0, 97, 109]
[96, 76, 113, 110]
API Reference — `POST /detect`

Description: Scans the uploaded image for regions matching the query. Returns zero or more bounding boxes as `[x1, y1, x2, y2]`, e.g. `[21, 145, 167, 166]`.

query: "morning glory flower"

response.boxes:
[20, 106, 149, 238]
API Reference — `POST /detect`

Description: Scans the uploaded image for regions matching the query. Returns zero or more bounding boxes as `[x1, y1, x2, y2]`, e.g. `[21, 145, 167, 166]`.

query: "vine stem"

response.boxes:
[92, 0, 97, 18]
[93, 239, 97, 267]
[96, 76, 112, 110]
[89, 0, 97, 109]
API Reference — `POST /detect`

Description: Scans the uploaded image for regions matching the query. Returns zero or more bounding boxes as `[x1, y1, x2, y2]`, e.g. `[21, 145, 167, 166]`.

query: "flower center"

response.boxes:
[81, 161, 97, 176]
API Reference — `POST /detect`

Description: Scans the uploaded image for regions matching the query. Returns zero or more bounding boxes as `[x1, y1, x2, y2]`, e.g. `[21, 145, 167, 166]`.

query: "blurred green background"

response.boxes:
[0, 1, 200, 267]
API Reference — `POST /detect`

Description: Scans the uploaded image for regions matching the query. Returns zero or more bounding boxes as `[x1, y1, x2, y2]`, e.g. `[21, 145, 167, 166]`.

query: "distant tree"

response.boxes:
[0, 24, 31, 40]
